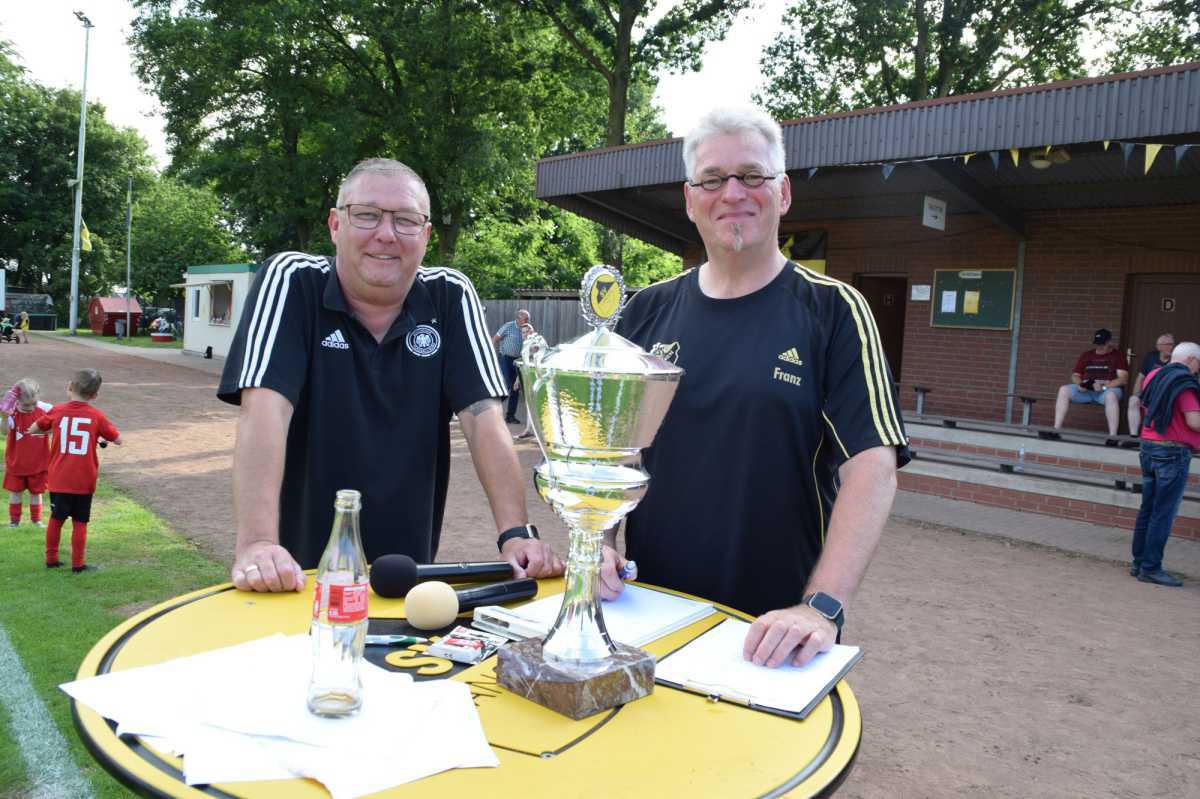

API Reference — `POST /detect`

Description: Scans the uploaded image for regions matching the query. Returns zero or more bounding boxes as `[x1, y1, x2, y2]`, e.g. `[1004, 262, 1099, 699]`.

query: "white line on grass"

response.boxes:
[0, 623, 94, 799]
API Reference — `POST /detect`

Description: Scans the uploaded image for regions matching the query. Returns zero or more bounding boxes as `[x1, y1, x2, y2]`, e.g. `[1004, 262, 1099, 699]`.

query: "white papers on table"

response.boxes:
[61, 634, 497, 798]
[655, 619, 862, 719]
[511, 583, 715, 646]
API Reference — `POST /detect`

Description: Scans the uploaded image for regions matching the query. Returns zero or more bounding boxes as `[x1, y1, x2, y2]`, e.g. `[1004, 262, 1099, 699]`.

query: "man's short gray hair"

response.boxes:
[336, 158, 431, 215]
[682, 106, 786, 180]
[1171, 342, 1200, 362]
[517, 309, 530, 320]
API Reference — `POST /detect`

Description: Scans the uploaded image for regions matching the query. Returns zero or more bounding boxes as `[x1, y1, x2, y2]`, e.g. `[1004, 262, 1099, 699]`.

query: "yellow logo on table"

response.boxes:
[589, 275, 621, 322]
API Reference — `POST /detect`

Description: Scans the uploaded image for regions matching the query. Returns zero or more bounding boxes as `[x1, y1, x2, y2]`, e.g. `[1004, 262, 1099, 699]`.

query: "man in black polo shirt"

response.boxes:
[218, 158, 562, 592]
[601, 106, 909, 669]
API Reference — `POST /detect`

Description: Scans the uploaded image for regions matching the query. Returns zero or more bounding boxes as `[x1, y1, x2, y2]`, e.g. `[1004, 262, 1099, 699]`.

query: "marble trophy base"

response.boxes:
[497, 637, 655, 720]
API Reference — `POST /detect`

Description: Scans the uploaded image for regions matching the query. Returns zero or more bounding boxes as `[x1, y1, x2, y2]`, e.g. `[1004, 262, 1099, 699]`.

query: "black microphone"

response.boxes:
[369, 554, 514, 598]
[405, 578, 539, 630]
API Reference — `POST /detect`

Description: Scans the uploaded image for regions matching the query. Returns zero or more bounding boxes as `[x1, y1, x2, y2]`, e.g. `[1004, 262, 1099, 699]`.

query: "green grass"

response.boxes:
[51, 328, 183, 349]
[0, 441, 228, 797]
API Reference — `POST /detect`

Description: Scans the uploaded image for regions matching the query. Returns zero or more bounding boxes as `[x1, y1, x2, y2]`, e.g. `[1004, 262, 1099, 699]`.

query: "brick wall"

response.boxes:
[898, 470, 1200, 542]
[809, 205, 1200, 428]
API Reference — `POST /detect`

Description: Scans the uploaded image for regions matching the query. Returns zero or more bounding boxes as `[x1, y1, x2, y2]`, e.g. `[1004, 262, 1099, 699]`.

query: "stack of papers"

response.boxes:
[61, 634, 497, 798]
[511, 583, 715, 646]
[655, 619, 862, 719]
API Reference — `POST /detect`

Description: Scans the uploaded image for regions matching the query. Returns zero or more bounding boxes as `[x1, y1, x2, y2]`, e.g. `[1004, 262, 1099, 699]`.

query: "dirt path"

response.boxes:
[3, 334, 1197, 797]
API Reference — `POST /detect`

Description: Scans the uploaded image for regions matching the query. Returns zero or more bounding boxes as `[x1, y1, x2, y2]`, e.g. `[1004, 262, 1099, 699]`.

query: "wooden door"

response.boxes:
[1122, 275, 1200, 368]
[853, 275, 908, 381]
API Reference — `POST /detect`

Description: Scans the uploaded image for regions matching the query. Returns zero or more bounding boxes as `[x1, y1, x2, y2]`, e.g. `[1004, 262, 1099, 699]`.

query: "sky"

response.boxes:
[0, 1, 789, 168]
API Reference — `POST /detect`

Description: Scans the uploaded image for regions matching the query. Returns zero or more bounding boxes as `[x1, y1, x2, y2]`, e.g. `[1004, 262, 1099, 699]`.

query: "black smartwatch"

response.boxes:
[497, 524, 540, 552]
[803, 592, 845, 630]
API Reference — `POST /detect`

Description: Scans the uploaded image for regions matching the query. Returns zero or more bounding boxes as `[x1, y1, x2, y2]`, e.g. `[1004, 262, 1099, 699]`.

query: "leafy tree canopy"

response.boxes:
[0, 43, 157, 319]
[757, 0, 1123, 118]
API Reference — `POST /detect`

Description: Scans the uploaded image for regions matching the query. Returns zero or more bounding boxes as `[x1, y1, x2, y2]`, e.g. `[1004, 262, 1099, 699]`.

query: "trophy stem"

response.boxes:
[542, 524, 616, 663]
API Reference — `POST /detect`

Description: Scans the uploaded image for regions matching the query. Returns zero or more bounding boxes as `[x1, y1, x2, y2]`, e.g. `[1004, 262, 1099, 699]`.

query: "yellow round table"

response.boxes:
[73, 578, 861, 797]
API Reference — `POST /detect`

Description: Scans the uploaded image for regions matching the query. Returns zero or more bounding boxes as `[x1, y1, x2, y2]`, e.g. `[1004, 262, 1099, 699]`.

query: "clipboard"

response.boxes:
[654, 618, 864, 720]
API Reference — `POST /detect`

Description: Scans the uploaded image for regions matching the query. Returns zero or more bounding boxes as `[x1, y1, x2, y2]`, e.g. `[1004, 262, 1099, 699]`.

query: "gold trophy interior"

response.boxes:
[495, 267, 682, 720]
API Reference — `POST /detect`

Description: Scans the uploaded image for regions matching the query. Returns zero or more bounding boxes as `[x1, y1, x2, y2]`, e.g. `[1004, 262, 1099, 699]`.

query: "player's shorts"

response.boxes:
[3, 471, 47, 494]
[49, 492, 93, 523]
[1069, 385, 1123, 405]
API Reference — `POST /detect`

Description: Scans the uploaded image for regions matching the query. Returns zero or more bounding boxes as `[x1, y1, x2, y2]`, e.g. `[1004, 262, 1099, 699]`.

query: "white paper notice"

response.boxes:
[515, 584, 714, 647]
[940, 290, 957, 313]
[62, 634, 497, 798]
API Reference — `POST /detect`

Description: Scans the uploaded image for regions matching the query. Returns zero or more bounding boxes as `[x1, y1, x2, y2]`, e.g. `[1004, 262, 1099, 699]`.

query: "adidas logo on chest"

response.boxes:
[321, 329, 350, 350]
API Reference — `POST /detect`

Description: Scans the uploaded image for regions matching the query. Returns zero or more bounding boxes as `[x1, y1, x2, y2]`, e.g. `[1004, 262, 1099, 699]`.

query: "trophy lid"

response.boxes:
[540, 327, 681, 376]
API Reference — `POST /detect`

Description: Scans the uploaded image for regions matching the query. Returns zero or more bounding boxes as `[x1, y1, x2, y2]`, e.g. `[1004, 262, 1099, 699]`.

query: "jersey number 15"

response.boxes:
[58, 417, 92, 455]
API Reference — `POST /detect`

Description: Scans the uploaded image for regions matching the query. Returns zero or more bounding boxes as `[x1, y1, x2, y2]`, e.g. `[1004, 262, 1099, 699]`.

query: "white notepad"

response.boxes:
[511, 584, 715, 646]
[655, 618, 862, 719]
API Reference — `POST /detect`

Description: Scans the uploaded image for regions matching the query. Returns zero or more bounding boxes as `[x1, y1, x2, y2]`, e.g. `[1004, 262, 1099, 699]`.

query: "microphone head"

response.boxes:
[369, 554, 419, 598]
[404, 581, 459, 630]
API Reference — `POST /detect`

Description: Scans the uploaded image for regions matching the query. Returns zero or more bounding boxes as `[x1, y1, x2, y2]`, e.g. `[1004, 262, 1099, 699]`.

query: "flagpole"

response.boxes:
[125, 176, 132, 339]
[69, 11, 94, 336]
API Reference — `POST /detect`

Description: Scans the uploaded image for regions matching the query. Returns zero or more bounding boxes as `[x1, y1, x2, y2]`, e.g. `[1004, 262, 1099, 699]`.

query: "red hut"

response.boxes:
[87, 297, 142, 336]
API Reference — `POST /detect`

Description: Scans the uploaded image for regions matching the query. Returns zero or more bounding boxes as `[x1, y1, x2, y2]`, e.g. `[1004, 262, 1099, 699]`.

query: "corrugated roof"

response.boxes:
[537, 62, 1200, 198]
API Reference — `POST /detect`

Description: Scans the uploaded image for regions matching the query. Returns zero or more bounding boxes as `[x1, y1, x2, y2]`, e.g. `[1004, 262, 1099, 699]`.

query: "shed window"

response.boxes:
[209, 282, 233, 326]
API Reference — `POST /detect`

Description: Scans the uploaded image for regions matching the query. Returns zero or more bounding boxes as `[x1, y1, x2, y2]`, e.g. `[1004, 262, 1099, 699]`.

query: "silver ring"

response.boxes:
[244, 564, 260, 573]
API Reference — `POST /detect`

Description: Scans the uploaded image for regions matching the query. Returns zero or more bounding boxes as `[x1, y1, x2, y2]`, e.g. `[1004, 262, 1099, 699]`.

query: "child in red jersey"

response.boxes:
[2, 378, 52, 527]
[27, 369, 122, 572]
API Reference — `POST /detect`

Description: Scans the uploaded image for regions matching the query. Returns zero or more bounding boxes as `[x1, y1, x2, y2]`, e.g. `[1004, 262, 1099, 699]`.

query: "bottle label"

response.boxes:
[327, 583, 369, 622]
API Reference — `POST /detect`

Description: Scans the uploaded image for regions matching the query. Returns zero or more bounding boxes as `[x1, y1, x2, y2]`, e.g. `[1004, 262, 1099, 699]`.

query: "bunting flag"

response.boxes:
[962, 152, 975, 164]
[80, 220, 93, 252]
[989, 151, 1000, 170]
[1009, 148, 1020, 167]
[880, 163, 895, 180]
[1044, 145, 1053, 154]
[807, 167, 818, 180]
[1144, 143, 1163, 175]
[1103, 140, 1111, 150]
[1174, 144, 1192, 172]
[1120, 142, 1135, 170]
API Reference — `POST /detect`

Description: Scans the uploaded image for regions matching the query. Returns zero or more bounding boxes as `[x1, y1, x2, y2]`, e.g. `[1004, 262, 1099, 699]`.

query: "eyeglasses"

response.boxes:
[339, 204, 429, 236]
[687, 172, 779, 192]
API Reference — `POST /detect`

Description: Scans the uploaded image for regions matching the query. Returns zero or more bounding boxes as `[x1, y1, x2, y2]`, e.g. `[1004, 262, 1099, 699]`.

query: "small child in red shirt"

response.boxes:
[27, 369, 123, 572]
[2, 378, 52, 527]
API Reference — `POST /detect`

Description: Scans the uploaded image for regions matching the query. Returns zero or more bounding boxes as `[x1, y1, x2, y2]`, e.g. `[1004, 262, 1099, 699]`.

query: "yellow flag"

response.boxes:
[80, 220, 93, 252]
[1144, 143, 1163, 175]
[1009, 148, 1020, 167]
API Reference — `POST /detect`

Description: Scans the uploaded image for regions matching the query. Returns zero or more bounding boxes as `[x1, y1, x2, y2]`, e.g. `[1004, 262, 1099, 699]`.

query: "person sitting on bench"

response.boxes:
[1127, 332, 1175, 436]
[1054, 328, 1128, 436]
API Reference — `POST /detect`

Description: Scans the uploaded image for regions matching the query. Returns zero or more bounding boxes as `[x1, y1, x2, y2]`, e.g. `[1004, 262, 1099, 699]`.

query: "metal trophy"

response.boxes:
[496, 265, 683, 719]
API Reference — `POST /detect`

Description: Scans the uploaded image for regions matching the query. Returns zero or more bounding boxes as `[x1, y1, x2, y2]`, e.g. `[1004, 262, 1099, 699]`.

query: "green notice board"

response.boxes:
[930, 269, 1016, 330]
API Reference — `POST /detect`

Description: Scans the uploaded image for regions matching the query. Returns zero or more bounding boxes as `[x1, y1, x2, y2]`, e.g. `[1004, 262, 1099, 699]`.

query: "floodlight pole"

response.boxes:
[125, 177, 133, 338]
[68, 11, 94, 336]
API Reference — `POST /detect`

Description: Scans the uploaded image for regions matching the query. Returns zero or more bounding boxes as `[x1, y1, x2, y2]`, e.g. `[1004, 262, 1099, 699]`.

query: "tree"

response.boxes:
[518, 0, 752, 146]
[1106, 1, 1200, 72]
[0, 43, 156, 318]
[757, 0, 1122, 118]
[131, 1, 610, 261]
[130, 176, 245, 304]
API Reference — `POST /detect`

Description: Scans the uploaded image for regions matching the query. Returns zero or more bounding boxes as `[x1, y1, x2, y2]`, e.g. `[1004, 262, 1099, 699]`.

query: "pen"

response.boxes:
[619, 559, 638, 581]
[364, 634, 428, 646]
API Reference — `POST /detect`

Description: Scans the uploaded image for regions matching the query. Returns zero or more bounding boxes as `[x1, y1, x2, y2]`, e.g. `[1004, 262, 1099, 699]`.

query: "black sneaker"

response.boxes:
[1129, 561, 1140, 577]
[46, 560, 63, 569]
[71, 564, 96, 574]
[1137, 569, 1182, 587]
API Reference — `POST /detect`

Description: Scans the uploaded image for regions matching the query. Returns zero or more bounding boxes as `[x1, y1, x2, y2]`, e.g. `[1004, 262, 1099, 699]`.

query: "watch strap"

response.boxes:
[497, 524, 539, 552]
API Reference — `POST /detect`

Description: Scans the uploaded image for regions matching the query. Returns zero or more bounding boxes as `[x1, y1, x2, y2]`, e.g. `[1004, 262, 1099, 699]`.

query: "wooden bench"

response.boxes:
[909, 446, 1200, 502]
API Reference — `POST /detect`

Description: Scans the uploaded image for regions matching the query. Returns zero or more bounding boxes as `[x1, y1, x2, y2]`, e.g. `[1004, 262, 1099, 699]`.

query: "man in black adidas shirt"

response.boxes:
[218, 158, 562, 592]
[602, 107, 909, 668]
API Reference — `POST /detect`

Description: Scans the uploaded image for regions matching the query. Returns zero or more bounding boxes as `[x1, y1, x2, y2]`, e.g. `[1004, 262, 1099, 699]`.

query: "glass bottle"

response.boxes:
[307, 489, 369, 716]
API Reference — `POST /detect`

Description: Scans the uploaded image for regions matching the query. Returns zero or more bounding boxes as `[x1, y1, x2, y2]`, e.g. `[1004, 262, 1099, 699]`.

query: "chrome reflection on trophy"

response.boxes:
[517, 265, 682, 663]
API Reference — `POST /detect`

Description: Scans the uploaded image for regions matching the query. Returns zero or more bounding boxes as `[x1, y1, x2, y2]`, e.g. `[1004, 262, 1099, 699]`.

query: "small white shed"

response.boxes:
[180, 263, 258, 358]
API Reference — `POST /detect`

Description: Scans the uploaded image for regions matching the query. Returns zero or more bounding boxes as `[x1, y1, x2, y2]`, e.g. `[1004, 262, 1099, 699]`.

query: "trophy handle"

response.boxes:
[522, 332, 551, 392]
